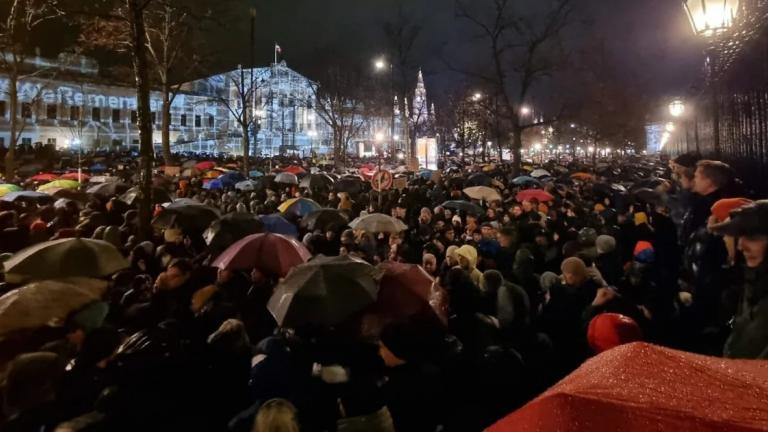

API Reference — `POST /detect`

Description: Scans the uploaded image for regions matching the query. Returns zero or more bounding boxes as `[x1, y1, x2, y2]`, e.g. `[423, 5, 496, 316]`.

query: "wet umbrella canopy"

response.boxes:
[212, 232, 311, 277]
[267, 255, 381, 327]
[3, 239, 129, 284]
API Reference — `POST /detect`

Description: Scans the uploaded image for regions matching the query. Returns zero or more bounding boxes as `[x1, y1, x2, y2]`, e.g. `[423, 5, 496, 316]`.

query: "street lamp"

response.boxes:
[520, 106, 531, 115]
[683, 0, 740, 38]
[373, 57, 396, 158]
[472, 92, 483, 101]
[669, 99, 686, 117]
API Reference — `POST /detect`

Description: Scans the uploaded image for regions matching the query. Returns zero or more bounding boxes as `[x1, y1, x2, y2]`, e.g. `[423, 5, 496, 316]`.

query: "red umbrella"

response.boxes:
[487, 342, 768, 432]
[195, 161, 216, 171]
[376, 261, 446, 324]
[29, 173, 58, 182]
[282, 165, 306, 175]
[212, 233, 311, 277]
[516, 189, 554, 202]
[61, 172, 90, 182]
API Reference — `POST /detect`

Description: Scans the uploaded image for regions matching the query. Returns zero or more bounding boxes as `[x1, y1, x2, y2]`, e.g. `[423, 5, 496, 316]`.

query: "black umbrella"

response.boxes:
[153, 200, 221, 232]
[441, 200, 485, 216]
[631, 177, 667, 191]
[464, 173, 493, 187]
[204, 213, 265, 258]
[300, 208, 349, 232]
[120, 186, 173, 206]
[86, 182, 130, 198]
[299, 173, 334, 190]
[632, 188, 663, 205]
[267, 255, 381, 327]
[334, 177, 363, 195]
[256, 175, 276, 192]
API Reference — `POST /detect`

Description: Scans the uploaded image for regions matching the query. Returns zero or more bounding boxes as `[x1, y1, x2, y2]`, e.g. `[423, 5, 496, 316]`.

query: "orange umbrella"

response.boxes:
[571, 172, 594, 181]
[487, 343, 768, 432]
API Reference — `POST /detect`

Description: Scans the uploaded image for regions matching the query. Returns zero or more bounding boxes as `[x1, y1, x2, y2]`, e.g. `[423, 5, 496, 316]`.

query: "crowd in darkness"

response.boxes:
[0, 151, 766, 432]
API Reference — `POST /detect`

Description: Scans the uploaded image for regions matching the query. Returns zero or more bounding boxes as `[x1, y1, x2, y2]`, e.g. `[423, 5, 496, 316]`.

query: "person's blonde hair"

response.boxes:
[253, 399, 300, 432]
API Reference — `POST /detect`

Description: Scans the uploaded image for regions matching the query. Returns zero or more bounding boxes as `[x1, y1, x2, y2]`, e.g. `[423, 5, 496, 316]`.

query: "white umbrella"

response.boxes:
[349, 213, 408, 233]
[463, 186, 502, 202]
[235, 180, 258, 191]
[275, 172, 299, 184]
[531, 169, 551, 178]
[88, 176, 120, 184]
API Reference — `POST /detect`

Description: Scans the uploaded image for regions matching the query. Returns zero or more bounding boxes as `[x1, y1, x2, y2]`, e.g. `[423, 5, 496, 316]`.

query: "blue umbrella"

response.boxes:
[90, 163, 107, 173]
[418, 169, 433, 180]
[204, 179, 223, 190]
[219, 172, 245, 188]
[249, 170, 264, 178]
[1, 191, 54, 203]
[512, 176, 541, 186]
[259, 214, 299, 238]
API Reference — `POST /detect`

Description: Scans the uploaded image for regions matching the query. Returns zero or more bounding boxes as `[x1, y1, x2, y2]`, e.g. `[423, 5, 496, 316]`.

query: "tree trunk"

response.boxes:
[161, 83, 172, 163]
[241, 124, 249, 175]
[511, 125, 523, 176]
[333, 131, 344, 169]
[4, 73, 18, 180]
[129, 0, 155, 241]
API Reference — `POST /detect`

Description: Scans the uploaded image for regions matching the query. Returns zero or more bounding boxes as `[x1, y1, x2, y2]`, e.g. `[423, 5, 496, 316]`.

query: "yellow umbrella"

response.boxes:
[37, 180, 80, 192]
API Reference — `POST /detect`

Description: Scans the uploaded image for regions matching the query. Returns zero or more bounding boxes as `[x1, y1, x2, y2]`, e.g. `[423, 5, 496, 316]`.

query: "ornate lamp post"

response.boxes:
[682, 0, 741, 156]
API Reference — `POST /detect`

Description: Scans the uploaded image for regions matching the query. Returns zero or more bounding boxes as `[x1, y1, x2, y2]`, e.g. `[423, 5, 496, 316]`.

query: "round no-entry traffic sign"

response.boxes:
[371, 170, 393, 191]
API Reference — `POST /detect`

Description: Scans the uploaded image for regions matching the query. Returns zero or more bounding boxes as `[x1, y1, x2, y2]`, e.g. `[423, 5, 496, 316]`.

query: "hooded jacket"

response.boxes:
[456, 245, 484, 288]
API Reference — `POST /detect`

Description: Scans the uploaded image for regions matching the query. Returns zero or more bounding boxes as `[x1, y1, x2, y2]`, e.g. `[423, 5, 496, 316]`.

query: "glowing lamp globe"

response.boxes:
[683, 0, 740, 37]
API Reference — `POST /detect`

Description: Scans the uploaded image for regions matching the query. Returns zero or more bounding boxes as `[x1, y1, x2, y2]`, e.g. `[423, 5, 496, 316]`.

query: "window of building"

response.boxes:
[0, 101, 6, 117]
[208, 115, 214, 128]
[22, 103, 32, 119]
[132, 139, 139, 145]
[47, 104, 57, 120]
[180, 114, 187, 126]
[131, 110, 137, 124]
[112, 139, 123, 147]
[151, 112, 156, 124]
[21, 137, 32, 146]
[70, 106, 80, 121]
[194, 115, 201, 127]
[112, 109, 120, 123]
[0, 137, 5, 147]
[92, 107, 101, 122]
[47, 138, 56, 146]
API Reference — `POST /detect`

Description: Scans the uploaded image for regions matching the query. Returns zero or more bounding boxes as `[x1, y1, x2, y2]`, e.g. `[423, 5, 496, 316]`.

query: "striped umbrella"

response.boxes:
[278, 198, 322, 218]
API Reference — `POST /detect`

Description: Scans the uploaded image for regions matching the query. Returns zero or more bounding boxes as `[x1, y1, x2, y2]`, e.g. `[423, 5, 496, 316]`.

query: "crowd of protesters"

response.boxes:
[0, 149, 766, 432]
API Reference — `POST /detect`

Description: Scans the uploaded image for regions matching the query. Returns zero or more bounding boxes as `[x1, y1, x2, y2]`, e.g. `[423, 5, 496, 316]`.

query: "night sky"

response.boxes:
[37, 0, 706, 104]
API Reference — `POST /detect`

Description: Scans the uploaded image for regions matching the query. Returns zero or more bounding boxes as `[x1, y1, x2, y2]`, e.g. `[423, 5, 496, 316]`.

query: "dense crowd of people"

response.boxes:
[0, 150, 766, 432]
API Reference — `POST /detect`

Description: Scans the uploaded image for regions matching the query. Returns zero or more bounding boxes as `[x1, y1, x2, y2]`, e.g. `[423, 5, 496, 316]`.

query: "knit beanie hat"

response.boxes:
[633, 241, 655, 263]
[711, 198, 753, 223]
[587, 313, 643, 354]
[596, 235, 617, 255]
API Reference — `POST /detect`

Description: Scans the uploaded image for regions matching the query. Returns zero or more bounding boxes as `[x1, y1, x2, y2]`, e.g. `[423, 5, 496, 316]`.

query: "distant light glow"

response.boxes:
[520, 106, 531, 115]
[669, 99, 685, 117]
